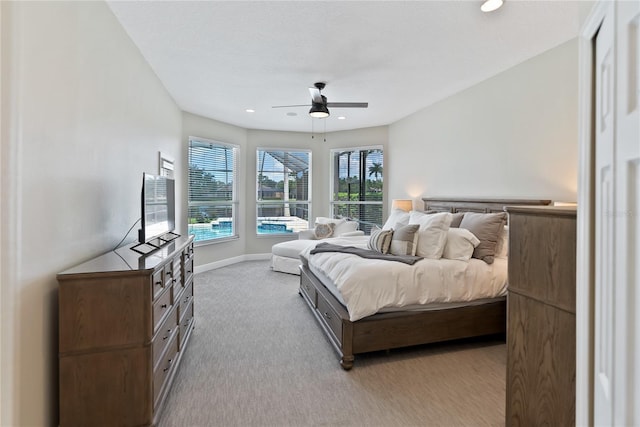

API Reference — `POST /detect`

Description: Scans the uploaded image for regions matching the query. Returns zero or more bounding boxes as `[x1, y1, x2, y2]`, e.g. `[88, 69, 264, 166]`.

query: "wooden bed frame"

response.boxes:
[298, 197, 552, 370]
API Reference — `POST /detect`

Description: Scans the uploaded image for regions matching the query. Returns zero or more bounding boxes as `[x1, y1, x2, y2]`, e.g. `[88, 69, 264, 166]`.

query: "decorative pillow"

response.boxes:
[314, 223, 334, 239]
[389, 224, 420, 256]
[368, 226, 394, 254]
[450, 212, 465, 228]
[408, 211, 453, 259]
[442, 228, 481, 261]
[459, 212, 507, 264]
[495, 225, 509, 259]
[382, 208, 410, 231]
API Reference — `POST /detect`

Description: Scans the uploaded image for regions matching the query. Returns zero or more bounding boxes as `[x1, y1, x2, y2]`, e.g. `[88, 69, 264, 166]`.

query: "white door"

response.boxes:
[594, 0, 640, 424]
[594, 2, 615, 424]
[614, 0, 640, 424]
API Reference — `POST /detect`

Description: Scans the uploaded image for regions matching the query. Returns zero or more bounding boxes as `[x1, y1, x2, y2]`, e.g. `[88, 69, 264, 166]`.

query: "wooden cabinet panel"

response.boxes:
[506, 293, 576, 426]
[505, 206, 576, 427]
[508, 211, 576, 313]
[58, 276, 149, 353]
[58, 235, 194, 426]
[59, 346, 152, 427]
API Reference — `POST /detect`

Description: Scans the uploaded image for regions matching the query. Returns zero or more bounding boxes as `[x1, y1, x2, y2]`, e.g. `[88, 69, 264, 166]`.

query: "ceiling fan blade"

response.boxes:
[326, 102, 368, 108]
[272, 104, 311, 108]
[309, 87, 323, 104]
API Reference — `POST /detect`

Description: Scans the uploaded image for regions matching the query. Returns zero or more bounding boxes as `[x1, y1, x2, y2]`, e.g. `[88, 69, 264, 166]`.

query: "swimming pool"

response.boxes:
[188, 224, 234, 242]
[188, 221, 294, 242]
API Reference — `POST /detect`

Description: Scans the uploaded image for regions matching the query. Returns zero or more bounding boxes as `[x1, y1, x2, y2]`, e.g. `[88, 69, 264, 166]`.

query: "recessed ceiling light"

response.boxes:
[245, 109, 255, 113]
[286, 112, 298, 117]
[338, 116, 346, 120]
[481, 0, 503, 12]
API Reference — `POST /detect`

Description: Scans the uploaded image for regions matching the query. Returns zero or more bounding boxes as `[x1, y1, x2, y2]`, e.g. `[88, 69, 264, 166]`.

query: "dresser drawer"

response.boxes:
[179, 300, 194, 350]
[317, 295, 342, 344]
[183, 256, 194, 284]
[300, 276, 317, 307]
[153, 287, 173, 333]
[163, 262, 175, 287]
[153, 331, 179, 408]
[152, 269, 164, 300]
[173, 261, 182, 287]
[178, 280, 193, 320]
[152, 307, 178, 370]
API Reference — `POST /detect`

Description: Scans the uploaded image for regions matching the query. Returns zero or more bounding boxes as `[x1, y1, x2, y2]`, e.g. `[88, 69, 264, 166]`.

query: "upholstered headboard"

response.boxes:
[422, 198, 552, 214]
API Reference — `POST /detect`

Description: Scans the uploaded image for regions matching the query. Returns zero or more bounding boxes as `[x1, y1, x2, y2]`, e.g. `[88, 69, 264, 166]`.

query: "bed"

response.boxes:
[298, 197, 552, 369]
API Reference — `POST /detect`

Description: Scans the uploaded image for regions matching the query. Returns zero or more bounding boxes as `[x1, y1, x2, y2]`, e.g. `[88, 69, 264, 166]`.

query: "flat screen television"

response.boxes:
[132, 173, 178, 254]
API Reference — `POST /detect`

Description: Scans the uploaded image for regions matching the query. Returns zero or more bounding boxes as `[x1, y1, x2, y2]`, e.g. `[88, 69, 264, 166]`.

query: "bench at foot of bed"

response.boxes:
[298, 264, 506, 370]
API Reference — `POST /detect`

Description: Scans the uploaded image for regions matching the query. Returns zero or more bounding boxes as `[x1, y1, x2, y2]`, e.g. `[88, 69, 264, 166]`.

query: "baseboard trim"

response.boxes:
[194, 253, 271, 274]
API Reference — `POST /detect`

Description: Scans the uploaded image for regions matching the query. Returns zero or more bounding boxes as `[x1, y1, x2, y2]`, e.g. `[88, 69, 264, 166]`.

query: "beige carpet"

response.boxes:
[159, 260, 506, 427]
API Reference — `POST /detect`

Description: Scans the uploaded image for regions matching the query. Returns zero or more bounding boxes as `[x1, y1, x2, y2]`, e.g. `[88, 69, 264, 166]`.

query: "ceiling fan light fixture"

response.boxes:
[309, 103, 329, 118]
[481, 0, 503, 12]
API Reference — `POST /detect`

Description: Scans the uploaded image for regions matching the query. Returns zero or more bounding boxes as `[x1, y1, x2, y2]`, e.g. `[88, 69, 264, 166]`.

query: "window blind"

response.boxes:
[188, 138, 239, 242]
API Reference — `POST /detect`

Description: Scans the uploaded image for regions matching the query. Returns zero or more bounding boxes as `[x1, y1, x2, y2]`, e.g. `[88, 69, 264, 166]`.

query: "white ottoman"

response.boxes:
[271, 239, 319, 275]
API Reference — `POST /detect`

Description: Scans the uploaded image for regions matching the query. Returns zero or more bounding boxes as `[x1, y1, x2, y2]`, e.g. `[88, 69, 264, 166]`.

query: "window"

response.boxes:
[188, 137, 239, 243]
[256, 149, 311, 235]
[330, 147, 383, 234]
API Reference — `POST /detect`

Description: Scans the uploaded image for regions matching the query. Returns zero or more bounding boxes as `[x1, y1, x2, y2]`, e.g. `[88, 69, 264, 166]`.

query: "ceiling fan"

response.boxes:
[272, 82, 368, 118]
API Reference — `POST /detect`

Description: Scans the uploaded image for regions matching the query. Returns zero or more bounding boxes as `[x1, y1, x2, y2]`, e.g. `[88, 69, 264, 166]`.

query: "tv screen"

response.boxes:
[140, 173, 176, 244]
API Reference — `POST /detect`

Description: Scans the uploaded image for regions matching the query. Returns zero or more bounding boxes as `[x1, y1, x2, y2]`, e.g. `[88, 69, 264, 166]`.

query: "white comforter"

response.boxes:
[301, 244, 508, 321]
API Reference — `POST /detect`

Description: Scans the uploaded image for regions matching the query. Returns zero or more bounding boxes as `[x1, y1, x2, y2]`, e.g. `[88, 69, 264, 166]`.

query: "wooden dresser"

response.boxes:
[504, 206, 576, 426]
[57, 235, 195, 426]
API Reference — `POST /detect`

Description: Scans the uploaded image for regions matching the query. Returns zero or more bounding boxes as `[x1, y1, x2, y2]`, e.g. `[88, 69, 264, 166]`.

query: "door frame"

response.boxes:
[577, 1, 609, 425]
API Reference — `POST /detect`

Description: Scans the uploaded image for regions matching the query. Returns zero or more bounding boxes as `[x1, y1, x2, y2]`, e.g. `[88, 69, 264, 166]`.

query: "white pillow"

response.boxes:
[334, 220, 358, 236]
[408, 211, 452, 259]
[315, 216, 339, 225]
[495, 225, 509, 259]
[314, 217, 358, 236]
[382, 209, 410, 231]
[442, 228, 481, 261]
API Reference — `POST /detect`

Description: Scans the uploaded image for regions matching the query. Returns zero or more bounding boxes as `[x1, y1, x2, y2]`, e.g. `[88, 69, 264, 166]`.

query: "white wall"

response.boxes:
[0, 2, 182, 425]
[388, 38, 579, 208]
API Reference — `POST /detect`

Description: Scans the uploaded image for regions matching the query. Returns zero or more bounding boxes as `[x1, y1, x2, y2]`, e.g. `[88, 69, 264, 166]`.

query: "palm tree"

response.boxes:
[368, 163, 383, 180]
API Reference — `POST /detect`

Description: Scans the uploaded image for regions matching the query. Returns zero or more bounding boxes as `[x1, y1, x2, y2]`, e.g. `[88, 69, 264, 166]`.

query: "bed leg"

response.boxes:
[340, 356, 354, 371]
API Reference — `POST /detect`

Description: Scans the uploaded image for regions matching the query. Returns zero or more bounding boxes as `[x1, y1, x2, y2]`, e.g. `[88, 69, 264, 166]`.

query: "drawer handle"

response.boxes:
[324, 311, 331, 320]
[162, 328, 172, 340]
[163, 359, 173, 372]
[184, 296, 190, 303]
[155, 281, 162, 286]
[161, 304, 168, 309]
[172, 279, 177, 284]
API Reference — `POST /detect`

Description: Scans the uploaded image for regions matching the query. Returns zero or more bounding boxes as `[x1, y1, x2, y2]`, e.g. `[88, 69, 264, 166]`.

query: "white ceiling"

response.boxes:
[107, 0, 587, 133]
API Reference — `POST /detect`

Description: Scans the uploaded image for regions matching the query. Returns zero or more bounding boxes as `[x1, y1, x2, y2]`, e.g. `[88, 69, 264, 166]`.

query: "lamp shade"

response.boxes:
[391, 199, 413, 212]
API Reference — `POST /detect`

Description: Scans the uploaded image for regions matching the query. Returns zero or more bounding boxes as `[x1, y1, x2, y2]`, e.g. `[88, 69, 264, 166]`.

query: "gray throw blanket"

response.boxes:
[310, 243, 423, 265]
